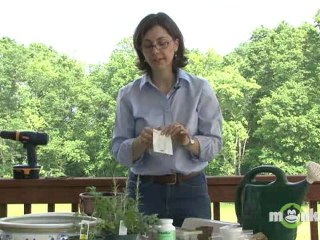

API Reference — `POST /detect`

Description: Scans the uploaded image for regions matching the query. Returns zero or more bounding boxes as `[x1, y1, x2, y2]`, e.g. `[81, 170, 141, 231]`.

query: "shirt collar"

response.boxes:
[139, 69, 191, 90]
[177, 69, 191, 84]
[140, 74, 151, 89]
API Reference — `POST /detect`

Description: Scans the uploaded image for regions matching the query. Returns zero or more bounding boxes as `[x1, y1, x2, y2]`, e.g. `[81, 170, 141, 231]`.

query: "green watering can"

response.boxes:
[235, 165, 311, 240]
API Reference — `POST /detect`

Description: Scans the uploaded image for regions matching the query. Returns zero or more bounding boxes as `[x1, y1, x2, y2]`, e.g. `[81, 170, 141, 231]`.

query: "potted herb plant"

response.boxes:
[79, 180, 159, 240]
[79, 189, 118, 216]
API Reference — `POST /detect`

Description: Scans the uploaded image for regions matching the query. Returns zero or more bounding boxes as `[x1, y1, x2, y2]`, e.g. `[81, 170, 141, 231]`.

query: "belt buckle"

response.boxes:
[168, 174, 177, 185]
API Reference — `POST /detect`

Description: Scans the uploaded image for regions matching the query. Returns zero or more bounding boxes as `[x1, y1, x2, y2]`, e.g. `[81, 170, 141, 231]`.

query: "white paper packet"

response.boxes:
[153, 129, 173, 155]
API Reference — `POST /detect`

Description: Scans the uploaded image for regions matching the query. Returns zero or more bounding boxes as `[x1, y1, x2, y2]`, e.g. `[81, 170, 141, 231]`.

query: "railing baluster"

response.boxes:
[48, 203, 55, 212]
[0, 204, 7, 218]
[72, 203, 78, 213]
[24, 203, 31, 214]
[309, 200, 318, 240]
[213, 202, 220, 220]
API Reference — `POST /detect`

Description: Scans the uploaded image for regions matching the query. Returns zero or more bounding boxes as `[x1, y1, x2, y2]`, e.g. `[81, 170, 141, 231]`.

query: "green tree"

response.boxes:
[253, 80, 320, 174]
[1, 11, 320, 177]
[207, 67, 260, 175]
[0, 38, 32, 176]
[87, 38, 139, 176]
[226, 15, 320, 173]
[185, 49, 260, 175]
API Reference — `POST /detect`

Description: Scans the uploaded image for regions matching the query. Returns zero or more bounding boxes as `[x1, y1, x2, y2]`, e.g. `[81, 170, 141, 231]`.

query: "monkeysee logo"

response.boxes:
[269, 203, 319, 228]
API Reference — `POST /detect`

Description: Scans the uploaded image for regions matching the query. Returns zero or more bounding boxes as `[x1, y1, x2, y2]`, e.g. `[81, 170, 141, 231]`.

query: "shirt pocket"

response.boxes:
[134, 108, 164, 136]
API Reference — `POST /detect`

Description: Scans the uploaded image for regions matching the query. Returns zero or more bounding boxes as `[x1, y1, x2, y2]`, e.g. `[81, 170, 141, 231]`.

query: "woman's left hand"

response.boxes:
[161, 122, 190, 146]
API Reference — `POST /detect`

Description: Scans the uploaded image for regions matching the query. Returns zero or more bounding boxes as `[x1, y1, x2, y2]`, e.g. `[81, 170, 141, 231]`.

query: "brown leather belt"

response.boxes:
[139, 172, 201, 185]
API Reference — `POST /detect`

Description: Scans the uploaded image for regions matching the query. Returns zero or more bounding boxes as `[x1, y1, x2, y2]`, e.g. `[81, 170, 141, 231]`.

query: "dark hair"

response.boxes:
[133, 12, 188, 75]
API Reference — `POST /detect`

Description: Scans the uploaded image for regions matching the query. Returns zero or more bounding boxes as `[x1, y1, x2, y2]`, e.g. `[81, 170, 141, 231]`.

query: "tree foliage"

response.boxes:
[0, 10, 319, 177]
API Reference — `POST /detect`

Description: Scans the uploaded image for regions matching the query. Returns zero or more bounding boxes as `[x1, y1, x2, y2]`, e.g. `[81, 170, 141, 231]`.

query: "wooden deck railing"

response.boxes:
[0, 176, 319, 239]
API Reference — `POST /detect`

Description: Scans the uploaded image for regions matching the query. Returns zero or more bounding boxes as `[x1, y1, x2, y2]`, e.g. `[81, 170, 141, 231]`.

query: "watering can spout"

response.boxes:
[235, 162, 320, 240]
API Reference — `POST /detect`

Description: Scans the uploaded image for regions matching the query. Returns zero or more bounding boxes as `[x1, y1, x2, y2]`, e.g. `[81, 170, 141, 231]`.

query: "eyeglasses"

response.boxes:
[141, 39, 173, 51]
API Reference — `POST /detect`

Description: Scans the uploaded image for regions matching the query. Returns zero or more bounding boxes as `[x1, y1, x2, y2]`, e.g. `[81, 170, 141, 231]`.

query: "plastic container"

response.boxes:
[210, 232, 223, 240]
[219, 225, 242, 240]
[176, 228, 202, 240]
[240, 229, 254, 239]
[158, 218, 176, 240]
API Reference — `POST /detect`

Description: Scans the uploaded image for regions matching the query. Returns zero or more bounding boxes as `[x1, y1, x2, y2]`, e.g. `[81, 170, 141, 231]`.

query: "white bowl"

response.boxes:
[0, 212, 98, 240]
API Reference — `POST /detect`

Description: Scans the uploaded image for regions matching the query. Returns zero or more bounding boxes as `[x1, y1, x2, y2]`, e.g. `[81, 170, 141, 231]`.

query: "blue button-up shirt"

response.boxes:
[112, 69, 223, 175]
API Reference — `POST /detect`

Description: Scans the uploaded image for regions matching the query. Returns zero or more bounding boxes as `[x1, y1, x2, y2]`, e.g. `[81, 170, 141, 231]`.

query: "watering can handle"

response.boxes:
[235, 165, 288, 224]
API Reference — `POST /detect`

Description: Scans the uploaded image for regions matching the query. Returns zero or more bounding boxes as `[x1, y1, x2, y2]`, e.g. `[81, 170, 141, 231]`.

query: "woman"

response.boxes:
[112, 12, 223, 227]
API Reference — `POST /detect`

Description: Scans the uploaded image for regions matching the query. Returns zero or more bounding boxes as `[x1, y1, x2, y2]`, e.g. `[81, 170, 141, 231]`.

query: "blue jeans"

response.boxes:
[128, 172, 211, 227]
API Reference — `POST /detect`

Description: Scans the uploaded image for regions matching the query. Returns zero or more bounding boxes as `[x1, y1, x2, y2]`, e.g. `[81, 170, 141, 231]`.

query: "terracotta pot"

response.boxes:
[79, 192, 116, 216]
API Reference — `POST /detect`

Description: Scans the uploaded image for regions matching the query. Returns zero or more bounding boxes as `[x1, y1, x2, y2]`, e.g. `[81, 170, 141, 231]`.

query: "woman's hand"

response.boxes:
[137, 127, 153, 148]
[161, 122, 190, 146]
[132, 127, 153, 162]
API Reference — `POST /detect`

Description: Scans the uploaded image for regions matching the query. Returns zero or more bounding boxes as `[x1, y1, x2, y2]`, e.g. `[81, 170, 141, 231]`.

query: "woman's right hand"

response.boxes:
[137, 127, 153, 148]
[132, 127, 153, 162]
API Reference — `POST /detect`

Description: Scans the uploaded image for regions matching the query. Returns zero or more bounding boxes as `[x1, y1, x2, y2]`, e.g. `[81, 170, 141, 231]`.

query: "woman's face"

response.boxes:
[141, 25, 179, 72]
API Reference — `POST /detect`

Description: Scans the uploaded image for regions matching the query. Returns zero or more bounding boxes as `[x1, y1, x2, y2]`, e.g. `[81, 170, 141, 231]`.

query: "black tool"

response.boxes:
[0, 131, 49, 167]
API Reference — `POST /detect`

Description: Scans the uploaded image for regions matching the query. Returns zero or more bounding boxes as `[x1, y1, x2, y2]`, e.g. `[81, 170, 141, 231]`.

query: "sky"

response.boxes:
[0, 0, 319, 65]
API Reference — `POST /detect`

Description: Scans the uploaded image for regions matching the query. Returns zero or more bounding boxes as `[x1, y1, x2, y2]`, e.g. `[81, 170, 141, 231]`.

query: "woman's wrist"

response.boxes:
[182, 135, 195, 147]
[132, 137, 149, 161]
[182, 137, 200, 156]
